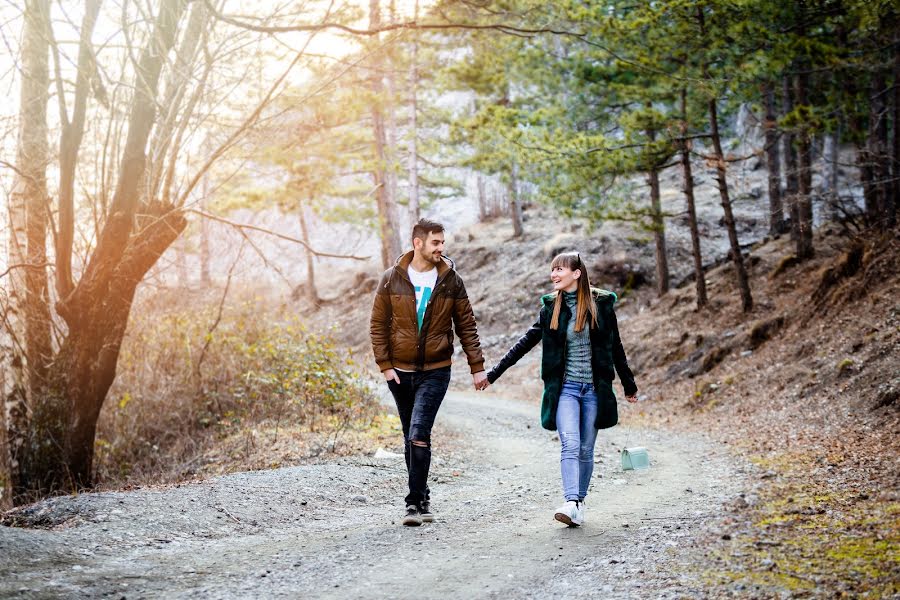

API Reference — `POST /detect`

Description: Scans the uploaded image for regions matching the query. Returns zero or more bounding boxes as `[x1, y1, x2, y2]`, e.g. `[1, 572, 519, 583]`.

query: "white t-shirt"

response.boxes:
[408, 265, 438, 331]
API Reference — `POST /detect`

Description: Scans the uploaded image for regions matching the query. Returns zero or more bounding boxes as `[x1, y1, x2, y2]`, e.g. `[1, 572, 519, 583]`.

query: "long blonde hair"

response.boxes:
[549, 252, 597, 332]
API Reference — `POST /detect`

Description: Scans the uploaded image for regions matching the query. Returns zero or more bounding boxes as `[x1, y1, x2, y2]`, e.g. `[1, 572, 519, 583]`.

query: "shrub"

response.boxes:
[836, 358, 855, 377]
[94, 290, 382, 487]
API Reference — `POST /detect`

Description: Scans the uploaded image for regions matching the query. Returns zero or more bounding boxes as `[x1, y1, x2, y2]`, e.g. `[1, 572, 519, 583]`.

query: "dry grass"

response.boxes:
[93, 287, 387, 489]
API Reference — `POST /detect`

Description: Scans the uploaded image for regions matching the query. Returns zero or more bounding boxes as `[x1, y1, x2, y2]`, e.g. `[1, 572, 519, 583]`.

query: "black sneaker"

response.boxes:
[401, 504, 422, 527]
[420, 500, 434, 523]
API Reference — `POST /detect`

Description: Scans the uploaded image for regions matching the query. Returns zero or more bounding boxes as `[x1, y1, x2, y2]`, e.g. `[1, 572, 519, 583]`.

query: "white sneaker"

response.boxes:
[574, 500, 585, 525]
[554, 501, 582, 527]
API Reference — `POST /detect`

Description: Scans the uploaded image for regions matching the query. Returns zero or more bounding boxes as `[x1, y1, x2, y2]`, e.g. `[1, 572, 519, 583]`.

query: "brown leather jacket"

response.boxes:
[370, 251, 485, 374]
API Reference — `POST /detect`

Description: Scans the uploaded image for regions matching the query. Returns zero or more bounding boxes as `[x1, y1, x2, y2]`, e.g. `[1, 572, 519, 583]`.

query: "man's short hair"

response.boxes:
[412, 218, 444, 243]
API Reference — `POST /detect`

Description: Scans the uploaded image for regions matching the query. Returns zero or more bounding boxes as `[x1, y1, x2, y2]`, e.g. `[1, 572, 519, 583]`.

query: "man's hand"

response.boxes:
[473, 370, 488, 391]
[625, 393, 638, 403]
[383, 368, 400, 384]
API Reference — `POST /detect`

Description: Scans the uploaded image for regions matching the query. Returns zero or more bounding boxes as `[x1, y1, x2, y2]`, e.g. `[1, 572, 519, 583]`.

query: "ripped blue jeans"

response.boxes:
[556, 381, 599, 502]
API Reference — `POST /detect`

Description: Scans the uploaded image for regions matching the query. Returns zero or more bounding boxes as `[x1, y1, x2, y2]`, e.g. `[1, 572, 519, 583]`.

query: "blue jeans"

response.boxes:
[386, 367, 451, 506]
[556, 381, 600, 502]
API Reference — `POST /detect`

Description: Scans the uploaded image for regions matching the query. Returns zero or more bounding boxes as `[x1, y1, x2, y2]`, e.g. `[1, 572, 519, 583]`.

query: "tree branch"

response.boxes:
[55, 0, 103, 300]
[185, 209, 370, 260]
[194, 240, 244, 381]
[0, 262, 53, 280]
[204, 0, 581, 37]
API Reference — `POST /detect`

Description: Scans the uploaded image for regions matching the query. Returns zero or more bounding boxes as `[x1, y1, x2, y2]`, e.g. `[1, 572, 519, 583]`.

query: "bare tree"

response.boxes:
[407, 0, 420, 222]
[679, 88, 707, 309]
[16, 0, 190, 503]
[2, 0, 52, 508]
[369, 0, 402, 267]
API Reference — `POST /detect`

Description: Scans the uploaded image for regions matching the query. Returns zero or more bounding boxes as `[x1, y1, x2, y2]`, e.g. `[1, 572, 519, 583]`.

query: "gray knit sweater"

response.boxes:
[563, 291, 593, 384]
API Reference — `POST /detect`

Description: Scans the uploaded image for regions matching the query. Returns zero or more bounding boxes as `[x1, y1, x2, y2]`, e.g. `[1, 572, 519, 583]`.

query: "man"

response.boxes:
[370, 218, 488, 526]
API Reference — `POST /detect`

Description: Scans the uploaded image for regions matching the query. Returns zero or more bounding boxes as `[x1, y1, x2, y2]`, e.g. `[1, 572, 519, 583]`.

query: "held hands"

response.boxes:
[473, 370, 489, 391]
[384, 368, 492, 391]
[625, 393, 638, 403]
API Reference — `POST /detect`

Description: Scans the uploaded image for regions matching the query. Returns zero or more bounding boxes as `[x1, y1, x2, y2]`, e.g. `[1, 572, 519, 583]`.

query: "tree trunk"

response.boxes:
[763, 81, 786, 235]
[696, 6, 750, 311]
[108, 0, 187, 220]
[384, 0, 400, 231]
[2, 0, 51, 509]
[175, 237, 189, 284]
[869, 71, 891, 228]
[299, 202, 319, 304]
[647, 128, 669, 296]
[407, 0, 420, 223]
[858, 136, 877, 225]
[782, 74, 800, 244]
[147, 0, 208, 204]
[863, 72, 884, 227]
[10, 0, 189, 503]
[200, 173, 210, 285]
[509, 163, 524, 238]
[649, 166, 669, 297]
[709, 97, 753, 312]
[891, 33, 900, 225]
[822, 128, 840, 222]
[55, 0, 102, 300]
[33, 212, 187, 495]
[369, 0, 401, 268]
[794, 67, 814, 259]
[477, 175, 487, 221]
[680, 88, 707, 309]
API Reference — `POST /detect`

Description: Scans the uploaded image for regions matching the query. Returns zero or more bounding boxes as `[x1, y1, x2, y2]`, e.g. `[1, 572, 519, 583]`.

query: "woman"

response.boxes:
[484, 252, 638, 527]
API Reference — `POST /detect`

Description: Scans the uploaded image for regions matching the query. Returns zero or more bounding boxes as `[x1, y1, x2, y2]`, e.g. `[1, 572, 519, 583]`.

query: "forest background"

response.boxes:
[0, 0, 897, 596]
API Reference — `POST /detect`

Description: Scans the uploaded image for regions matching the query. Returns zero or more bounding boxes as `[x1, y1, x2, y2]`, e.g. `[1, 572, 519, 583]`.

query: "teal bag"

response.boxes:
[621, 447, 650, 471]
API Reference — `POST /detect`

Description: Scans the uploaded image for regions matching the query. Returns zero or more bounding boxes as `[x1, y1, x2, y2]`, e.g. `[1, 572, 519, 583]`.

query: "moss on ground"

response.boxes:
[706, 451, 900, 598]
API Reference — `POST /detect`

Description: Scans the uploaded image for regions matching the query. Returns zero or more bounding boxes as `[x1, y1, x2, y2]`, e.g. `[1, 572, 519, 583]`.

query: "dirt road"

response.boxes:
[1, 392, 746, 599]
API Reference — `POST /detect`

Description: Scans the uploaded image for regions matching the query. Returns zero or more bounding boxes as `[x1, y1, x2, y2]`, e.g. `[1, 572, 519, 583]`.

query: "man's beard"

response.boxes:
[415, 249, 441, 265]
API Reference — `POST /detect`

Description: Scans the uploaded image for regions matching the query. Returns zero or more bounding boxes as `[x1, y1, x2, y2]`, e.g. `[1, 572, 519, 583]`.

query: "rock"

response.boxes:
[728, 496, 749, 511]
[749, 316, 786, 350]
[542, 233, 581, 259]
[373, 448, 404, 459]
[875, 388, 898, 409]
[351, 495, 368, 503]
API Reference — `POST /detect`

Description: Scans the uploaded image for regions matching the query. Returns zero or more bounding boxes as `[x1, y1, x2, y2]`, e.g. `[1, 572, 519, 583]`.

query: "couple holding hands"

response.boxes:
[370, 219, 639, 527]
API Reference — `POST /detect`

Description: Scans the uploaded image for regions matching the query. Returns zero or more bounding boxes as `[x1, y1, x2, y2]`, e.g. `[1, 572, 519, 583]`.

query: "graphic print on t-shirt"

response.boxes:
[407, 265, 438, 331]
[415, 286, 432, 330]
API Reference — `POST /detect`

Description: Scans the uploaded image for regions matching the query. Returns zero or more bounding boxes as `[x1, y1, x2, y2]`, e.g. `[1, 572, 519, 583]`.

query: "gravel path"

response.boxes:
[0, 392, 746, 599]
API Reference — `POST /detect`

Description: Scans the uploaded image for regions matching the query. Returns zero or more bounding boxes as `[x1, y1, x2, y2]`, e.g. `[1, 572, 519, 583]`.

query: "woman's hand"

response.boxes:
[473, 370, 489, 391]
